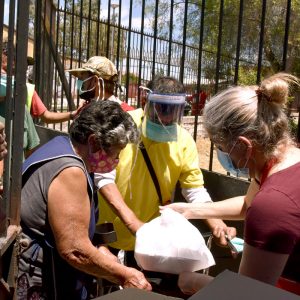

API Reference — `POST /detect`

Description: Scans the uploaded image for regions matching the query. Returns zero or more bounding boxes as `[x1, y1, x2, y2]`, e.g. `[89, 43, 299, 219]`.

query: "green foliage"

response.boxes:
[121, 73, 139, 85]
[237, 67, 257, 86]
[143, 0, 300, 84]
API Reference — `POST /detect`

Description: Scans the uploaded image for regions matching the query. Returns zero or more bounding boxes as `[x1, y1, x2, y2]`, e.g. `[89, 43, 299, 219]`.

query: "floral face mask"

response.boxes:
[88, 148, 119, 173]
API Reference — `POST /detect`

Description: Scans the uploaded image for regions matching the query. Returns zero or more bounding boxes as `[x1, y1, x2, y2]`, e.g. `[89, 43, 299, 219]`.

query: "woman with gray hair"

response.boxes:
[163, 73, 300, 295]
[18, 100, 151, 299]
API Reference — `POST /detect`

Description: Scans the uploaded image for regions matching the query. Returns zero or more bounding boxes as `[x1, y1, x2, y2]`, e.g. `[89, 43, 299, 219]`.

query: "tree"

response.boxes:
[142, 0, 300, 86]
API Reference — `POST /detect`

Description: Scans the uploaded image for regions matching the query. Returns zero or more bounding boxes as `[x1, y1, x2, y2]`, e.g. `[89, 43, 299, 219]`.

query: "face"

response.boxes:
[87, 134, 125, 173]
[215, 140, 253, 175]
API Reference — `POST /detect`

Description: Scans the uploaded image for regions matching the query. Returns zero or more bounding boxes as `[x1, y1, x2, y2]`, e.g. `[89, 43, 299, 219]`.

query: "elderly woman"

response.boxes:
[164, 73, 300, 295]
[17, 100, 151, 299]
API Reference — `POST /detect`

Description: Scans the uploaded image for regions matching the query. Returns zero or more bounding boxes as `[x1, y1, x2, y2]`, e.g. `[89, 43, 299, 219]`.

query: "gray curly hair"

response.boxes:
[70, 100, 139, 153]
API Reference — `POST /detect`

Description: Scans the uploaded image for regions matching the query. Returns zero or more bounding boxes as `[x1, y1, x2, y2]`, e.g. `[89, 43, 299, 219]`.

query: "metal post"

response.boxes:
[111, 3, 119, 62]
[257, 0, 267, 85]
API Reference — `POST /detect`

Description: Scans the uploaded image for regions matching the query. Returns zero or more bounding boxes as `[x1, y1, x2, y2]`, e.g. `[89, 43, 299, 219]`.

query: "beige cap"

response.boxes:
[68, 56, 118, 81]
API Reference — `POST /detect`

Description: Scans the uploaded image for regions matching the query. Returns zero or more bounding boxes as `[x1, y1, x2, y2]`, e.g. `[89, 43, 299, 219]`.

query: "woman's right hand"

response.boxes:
[122, 267, 152, 291]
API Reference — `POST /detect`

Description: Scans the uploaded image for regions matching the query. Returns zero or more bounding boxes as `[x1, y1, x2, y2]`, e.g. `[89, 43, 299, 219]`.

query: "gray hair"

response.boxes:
[70, 100, 139, 152]
[203, 73, 299, 159]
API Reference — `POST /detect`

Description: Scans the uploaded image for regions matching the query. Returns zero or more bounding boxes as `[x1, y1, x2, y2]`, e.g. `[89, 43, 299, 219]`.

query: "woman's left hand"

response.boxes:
[212, 225, 237, 247]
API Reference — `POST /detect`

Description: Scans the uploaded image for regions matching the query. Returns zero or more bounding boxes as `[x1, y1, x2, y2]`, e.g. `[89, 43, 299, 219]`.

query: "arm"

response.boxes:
[163, 196, 246, 220]
[180, 187, 237, 245]
[40, 110, 76, 123]
[99, 183, 144, 234]
[163, 180, 259, 220]
[47, 166, 151, 290]
[177, 243, 288, 295]
[178, 272, 214, 295]
[239, 243, 288, 285]
[31, 91, 79, 123]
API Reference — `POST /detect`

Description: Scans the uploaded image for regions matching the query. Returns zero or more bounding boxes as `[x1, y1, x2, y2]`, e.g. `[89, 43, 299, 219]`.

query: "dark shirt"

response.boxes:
[245, 162, 300, 281]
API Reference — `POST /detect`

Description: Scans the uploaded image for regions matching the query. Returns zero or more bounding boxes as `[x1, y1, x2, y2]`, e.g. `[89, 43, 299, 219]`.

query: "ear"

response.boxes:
[87, 134, 97, 152]
[238, 136, 253, 159]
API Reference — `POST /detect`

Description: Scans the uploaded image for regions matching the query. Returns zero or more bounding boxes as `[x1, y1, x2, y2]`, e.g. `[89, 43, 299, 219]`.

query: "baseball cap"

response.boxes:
[68, 56, 118, 81]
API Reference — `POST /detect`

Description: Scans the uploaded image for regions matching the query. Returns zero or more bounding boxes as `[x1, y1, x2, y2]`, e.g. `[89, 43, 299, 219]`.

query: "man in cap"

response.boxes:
[68, 56, 134, 111]
[97, 76, 236, 267]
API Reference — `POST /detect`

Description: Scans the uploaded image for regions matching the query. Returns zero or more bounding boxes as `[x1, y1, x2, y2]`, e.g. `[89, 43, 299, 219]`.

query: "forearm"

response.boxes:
[59, 238, 129, 284]
[100, 183, 144, 233]
[181, 196, 246, 220]
[41, 110, 74, 123]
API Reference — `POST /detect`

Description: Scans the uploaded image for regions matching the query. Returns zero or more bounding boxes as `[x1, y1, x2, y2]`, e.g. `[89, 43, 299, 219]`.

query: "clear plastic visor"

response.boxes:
[145, 93, 186, 125]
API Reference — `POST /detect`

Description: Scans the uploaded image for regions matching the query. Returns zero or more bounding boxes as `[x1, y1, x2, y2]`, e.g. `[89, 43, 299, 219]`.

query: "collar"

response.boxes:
[259, 158, 278, 187]
[107, 94, 122, 104]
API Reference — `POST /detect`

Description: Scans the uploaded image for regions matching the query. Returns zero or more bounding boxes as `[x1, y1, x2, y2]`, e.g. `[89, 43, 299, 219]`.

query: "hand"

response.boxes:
[71, 100, 89, 119]
[122, 267, 152, 291]
[212, 225, 236, 247]
[159, 203, 191, 218]
[129, 219, 145, 235]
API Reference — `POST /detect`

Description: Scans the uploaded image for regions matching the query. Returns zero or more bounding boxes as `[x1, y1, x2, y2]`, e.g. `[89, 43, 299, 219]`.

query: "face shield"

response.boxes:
[142, 93, 186, 142]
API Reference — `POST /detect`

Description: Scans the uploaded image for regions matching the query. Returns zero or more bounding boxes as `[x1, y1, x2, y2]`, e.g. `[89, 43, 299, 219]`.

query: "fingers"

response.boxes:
[122, 268, 152, 291]
[212, 226, 238, 247]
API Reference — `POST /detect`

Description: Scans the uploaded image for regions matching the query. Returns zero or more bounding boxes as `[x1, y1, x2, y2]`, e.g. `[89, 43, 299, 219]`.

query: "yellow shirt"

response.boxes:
[98, 109, 204, 250]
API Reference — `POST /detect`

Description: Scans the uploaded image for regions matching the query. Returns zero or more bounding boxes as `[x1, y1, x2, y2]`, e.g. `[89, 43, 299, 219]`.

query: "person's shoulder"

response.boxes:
[127, 108, 143, 124]
[178, 126, 195, 143]
[120, 101, 135, 111]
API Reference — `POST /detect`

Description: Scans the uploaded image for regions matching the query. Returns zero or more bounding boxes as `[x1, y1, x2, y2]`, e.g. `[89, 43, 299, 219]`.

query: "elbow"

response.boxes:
[59, 247, 89, 268]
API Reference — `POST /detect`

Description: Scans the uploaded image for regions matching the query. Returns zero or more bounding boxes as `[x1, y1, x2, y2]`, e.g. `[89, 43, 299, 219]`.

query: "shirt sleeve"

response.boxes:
[181, 187, 212, 203]
[94, 170, 116, 189]
[30, 91, 47, 117]
[178, 130, 204, 189]
[245, 187, 299, 254]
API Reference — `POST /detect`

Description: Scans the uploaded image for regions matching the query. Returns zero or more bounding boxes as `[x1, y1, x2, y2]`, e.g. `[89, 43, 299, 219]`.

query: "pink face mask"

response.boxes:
[88, 148, 119, 173]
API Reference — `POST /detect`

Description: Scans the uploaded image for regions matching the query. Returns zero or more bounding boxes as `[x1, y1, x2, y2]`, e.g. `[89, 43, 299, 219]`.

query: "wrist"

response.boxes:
[69, 111, 75, 120]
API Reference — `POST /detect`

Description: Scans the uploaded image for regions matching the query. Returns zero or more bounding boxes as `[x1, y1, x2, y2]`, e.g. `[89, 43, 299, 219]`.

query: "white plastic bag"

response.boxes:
[134, 208, 215, 274]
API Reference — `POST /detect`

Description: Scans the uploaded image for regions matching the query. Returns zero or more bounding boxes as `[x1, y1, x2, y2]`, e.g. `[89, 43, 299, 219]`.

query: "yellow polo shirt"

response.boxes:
[98, 108, 204, 250]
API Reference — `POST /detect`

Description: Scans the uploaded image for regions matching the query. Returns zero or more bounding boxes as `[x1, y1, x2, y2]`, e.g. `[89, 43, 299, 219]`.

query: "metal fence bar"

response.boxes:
[0, 0, 5, 237]
[137, 0, 146, 108]
[180, 1, 188, 83]
[106, 0, 112, 59]
[193, 0, 206, 142]
[234, 0, 244, 85]
[34, 0, 42, 96]
[282, 0, 291, 71]
[125, 0, 133, 103]
[152, 0, 159, 79]
[257, 0, 267, 84]
[3, 0, 16, 229]
[9, 0, 30, 225]
[209, 0, 224, 171]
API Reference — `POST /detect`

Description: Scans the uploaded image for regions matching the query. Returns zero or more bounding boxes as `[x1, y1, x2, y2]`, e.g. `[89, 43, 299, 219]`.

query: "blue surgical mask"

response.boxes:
[0, 74, 8, 97]
[76, 79, 83, 91]
[144, 119, 177, 142]
[217, 148, 250, 178]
